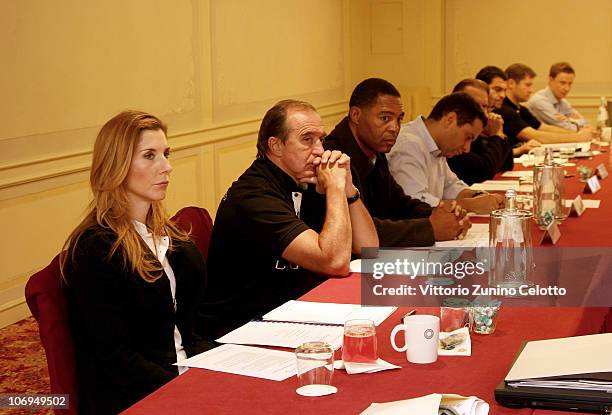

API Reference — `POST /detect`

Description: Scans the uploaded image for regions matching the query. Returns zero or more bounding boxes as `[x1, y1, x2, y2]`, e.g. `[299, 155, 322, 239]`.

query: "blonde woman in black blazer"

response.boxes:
[62, 111, 213, 415]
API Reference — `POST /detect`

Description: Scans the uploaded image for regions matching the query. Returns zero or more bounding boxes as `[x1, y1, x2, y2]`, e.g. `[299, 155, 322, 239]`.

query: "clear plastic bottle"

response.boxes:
[489, 190, 533, 290]
[597, 96, 609, 134]
[533, 148, 565, 226]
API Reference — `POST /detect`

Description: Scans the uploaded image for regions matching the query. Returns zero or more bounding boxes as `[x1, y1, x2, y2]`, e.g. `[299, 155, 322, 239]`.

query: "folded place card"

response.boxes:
[539, 220, 561, 245]
[567, 195, 586, 217]
[596, 163, 608, 179]
[584, 175, 601, 194]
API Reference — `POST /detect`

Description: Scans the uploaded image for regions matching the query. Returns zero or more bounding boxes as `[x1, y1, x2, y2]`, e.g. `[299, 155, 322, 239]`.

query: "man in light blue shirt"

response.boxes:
[387, 93, 504, 214]
[527, 62, 587, 131]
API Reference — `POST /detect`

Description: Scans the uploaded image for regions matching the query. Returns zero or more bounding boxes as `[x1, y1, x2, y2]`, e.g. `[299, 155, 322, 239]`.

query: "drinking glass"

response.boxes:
[342, 319, 378, 363]
[295, 341, 336, 396]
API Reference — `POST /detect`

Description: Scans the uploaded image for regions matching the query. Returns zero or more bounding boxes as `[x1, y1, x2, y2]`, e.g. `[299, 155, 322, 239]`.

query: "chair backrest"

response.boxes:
[25, 254, 79, 415]
[171, 206, 214, 260]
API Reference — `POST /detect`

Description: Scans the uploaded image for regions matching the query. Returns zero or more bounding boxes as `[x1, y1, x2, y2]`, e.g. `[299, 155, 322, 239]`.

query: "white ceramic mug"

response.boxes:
[390, 315, 440, 364]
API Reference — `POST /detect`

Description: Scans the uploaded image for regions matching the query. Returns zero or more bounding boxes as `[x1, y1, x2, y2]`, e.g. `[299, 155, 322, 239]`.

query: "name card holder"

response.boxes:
[596, 163, 608, 179]
[539, 220, 561, 245]
[583, 175, 601, 194]
[568, 195, 586, 217]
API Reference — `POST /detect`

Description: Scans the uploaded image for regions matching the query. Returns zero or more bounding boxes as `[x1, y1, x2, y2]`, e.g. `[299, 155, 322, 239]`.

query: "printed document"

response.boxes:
[216, 320, 344, 349]
[435, 223, 489, 248]
[177, 344, 296, 381]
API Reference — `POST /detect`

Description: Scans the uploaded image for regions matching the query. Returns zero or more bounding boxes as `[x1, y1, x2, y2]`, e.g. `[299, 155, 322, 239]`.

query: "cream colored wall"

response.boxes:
[3, 0, 611, 328]
[349, 0, 445, 118]
[0, 0, 349, 328]
[444, 0, 612, 124]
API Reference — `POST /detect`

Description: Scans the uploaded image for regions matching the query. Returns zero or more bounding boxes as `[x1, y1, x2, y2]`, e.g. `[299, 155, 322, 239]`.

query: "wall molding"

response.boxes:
[0, 101, 348, 199]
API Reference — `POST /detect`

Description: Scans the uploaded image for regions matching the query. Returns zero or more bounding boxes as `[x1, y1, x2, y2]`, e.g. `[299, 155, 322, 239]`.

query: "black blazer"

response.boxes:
[64, 226, 213, 415]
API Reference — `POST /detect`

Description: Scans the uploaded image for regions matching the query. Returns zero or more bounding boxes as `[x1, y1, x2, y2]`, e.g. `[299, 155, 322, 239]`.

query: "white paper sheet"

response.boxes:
[216, 320, 344, 349]
[360, 393, 489, 415]
[470, 180, 520, 192]
[501, 170, 533, 178]
[334, 358, 401, 374]
[435, 223, 489, 248]
[262, 300, 397, 327]
[541, 142, 591, 152]
[177, 344, 296, 381]
[361, 393, 441, 415]
[505, 333, 612, 382]
[564, 199, 600, 208]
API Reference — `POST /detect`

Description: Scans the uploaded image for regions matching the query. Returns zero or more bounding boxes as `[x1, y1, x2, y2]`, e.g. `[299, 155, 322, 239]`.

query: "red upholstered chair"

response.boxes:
[171, 206, 214, 260]
[25, 254, 78, 415]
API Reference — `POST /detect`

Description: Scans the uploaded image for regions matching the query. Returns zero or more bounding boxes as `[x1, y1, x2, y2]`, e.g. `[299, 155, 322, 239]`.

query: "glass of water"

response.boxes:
[295, 341, 336, 397]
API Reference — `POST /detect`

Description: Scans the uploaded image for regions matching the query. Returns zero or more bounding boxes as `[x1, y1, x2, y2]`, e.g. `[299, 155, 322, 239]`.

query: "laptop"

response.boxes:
[495, 337, 612, 414]
[495, 380, 612, 414]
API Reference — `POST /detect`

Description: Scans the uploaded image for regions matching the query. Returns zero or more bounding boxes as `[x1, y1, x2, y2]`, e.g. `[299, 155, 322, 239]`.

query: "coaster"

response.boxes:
[296, 385, 338, 397]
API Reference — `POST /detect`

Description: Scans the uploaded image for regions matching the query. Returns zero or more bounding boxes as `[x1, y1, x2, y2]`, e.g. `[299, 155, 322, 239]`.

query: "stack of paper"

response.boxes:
[501, 170, 533, 178]
[216, 301, 397, 350]
[470, 180, 520, 192]
[263, 300, 397, 326]
[216, 320, 344, 349]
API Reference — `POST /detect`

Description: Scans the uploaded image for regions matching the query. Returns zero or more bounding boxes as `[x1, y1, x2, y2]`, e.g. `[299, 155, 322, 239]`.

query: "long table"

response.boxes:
[123, 150, 612, 414]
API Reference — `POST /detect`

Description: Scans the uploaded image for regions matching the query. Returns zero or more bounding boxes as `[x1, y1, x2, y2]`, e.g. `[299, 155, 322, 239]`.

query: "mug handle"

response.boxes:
[390, 324, 408, 352]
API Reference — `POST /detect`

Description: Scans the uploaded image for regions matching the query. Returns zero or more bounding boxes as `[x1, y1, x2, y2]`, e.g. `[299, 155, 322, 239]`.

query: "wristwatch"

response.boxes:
[347, 187, 361, 205]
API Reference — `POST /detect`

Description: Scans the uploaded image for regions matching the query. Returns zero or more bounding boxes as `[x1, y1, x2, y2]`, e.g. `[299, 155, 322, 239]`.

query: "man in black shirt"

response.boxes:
[476, 65, 540, 156]
[447, 79, 513, 185]
[495, 63, 591, 145]
[201, 100, 378, 339]
[324, 78, 470, 247]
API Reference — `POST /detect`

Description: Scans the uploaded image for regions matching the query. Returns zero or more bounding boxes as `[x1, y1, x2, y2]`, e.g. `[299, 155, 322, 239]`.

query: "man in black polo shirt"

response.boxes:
[201, 100, 378, 340]
[496, 63, 592, 146]
[447, 78, 513, 185]
[476, 65, 541, 156]
[324, 78, 470, 247]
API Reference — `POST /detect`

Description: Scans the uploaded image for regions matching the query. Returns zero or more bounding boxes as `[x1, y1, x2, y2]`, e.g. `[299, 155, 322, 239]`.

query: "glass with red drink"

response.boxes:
[342, 319, 378, 363]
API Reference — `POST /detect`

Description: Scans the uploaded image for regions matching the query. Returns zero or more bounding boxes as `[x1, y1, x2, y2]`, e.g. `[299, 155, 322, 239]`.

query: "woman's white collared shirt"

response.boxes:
[133, 221, 188, 374]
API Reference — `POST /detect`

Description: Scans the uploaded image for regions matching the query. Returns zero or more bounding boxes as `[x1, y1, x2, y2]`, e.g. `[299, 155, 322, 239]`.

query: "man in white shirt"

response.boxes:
[527, 62, 587, 131]
[387, 93, 504, 214]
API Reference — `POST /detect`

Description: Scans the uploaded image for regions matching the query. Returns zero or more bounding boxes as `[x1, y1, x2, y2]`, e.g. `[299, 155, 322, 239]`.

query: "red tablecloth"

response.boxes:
[123, 151, 612, 415]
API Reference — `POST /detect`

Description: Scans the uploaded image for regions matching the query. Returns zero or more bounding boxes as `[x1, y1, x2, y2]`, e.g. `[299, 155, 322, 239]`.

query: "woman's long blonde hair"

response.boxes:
[61, 110, 189, 282]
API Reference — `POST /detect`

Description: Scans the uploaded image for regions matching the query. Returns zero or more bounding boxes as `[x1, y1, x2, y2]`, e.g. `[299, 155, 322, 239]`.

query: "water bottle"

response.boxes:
[489, 189, 533, 290]
[597, 96, 609, 133]
[533, 148, 565, 226]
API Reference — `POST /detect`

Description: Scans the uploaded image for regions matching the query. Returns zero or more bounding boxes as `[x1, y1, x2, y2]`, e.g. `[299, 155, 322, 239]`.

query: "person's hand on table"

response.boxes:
[458, 193, 503, 215]
[430, 200, 472, 241]
[513, 139, 541, 156]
